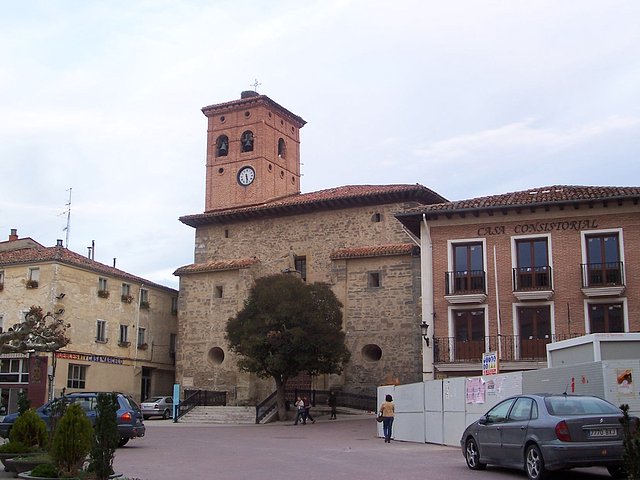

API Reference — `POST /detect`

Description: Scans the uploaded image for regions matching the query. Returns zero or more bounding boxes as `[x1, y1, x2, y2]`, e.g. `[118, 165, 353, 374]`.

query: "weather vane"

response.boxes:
[251, 78, 262, 92]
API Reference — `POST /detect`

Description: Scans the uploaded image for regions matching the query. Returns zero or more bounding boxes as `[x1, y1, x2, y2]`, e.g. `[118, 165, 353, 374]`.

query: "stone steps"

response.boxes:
[180, 406, 256, 424]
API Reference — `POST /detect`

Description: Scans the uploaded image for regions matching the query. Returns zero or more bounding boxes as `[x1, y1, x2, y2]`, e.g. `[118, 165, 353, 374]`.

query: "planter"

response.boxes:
[18, 471, 123, 479]
[5, 453, 53, 474]
[0, 452, 41, 473]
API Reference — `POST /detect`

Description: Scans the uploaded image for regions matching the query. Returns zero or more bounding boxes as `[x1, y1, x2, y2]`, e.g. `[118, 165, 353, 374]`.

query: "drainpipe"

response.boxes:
[421, 214, 435, 381]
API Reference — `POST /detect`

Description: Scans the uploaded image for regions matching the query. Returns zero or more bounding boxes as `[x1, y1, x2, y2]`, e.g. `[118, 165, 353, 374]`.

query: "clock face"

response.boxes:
[237, 166, 255, 186]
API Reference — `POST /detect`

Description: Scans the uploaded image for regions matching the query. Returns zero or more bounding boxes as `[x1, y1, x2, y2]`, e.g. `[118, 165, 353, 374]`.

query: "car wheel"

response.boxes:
[162, 409, 170, 420]
[525, 444, 549, 480]
[118, 437, 129, 447]
[464, 437, 486, 470]
[607, 466, 627, 479]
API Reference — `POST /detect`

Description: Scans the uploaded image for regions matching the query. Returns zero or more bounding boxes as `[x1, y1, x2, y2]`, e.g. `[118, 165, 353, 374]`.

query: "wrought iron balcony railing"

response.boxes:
[581, 262, 624, 288]
[445, 270, 486, 295]
[433, 333, 581, 363]
[512, 265, 552, 291]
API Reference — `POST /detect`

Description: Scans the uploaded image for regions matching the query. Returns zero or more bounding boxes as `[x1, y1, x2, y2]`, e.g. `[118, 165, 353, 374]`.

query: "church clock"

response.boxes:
[237, 166, 255, 186]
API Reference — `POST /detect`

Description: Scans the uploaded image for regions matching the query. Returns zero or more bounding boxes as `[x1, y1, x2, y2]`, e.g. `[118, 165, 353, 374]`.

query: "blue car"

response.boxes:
[0, 392, 145, 447]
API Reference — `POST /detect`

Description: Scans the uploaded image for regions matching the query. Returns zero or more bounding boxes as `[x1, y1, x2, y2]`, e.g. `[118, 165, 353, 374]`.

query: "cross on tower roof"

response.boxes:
[250, 78, 262, 92]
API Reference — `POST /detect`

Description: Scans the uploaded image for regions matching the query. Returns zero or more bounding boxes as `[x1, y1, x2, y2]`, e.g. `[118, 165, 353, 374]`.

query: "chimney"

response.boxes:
[56, 239, 64, 247]
[9, 229, 18, 241]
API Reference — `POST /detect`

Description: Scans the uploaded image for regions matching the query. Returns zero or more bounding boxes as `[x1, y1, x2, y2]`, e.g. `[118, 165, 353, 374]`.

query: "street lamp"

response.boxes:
[420, 321, 430, 347]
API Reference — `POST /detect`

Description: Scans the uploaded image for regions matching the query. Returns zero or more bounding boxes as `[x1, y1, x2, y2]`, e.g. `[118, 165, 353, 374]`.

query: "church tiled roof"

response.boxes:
[330, 243, 418, 260]
[173, 258, 259, 276]
[180, 184, 448, 227]
[0, 244, 177, 293]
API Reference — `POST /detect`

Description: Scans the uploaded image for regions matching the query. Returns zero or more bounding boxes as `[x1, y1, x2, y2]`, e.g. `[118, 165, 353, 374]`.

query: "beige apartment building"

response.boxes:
[174, 91, 448, 403]
[396, 186, 640, 379]
[0, 230, 178, 413]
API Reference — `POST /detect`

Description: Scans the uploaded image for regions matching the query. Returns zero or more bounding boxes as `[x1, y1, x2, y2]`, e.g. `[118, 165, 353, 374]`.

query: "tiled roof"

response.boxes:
[0, 245, 177, 293]
[398, 185, 640, 217]
[174, 258, 259, 276]
[330, 243, 418, 260]
[180, 184, 448, 227]
[420, 185, 640, 213]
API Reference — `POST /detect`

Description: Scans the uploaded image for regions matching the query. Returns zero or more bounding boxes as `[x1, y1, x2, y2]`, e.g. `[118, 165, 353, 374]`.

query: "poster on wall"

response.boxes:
[482, 351, 499, 375]
[616, 368, 633, 395]
[466, 377, 485, 404]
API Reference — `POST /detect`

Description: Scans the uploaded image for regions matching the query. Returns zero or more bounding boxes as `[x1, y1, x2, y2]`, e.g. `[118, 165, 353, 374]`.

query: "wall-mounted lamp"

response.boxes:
[420, 321, 430, 347]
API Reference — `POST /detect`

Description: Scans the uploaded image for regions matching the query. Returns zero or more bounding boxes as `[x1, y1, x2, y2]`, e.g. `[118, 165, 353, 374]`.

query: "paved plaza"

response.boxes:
[1, 414, 616, 479]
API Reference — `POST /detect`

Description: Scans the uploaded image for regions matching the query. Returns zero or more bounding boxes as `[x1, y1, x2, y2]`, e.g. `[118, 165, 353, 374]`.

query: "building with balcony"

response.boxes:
[397, 185, 640, 379]
[0, 229, 178, 413]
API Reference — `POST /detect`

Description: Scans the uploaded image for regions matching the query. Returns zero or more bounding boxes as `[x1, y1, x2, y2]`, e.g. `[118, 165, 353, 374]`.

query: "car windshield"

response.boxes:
[545, 396, 620, 416]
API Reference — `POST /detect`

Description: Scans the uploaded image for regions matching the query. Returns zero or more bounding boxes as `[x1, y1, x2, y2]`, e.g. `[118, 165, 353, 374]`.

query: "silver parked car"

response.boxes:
[461, 393, 632, 480]
[141, 396, 173, 420]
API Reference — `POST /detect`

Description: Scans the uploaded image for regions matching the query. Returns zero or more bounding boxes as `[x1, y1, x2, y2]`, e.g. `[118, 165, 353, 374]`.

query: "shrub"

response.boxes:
[89, 393, 119, 480]
[621, 404, 640, 480]
[8, 408, 48, 449]
[0, 440, 29, 454]
[30, 462, 58, 478]
[49, 403, 93, 477]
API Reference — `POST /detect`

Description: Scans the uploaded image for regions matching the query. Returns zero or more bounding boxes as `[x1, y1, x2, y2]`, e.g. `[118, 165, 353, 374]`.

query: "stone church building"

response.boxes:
[174, 91, 447, 404]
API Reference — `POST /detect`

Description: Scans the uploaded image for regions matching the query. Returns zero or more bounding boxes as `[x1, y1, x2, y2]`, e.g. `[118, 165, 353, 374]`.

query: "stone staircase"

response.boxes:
[179, 406, 256, 424]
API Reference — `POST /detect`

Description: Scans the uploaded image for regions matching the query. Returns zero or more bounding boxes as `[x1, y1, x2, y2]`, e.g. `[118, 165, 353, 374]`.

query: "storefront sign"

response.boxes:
[477, 219, 598, 237]
[55, 352, 124, 365]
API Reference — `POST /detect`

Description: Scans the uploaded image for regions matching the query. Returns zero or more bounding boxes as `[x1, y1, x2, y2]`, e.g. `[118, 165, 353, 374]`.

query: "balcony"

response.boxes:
[433, 333, 581, 366]
[444, 270, 487, 304]
[581, 262, 625, 297]
[512, 266, 553, 301]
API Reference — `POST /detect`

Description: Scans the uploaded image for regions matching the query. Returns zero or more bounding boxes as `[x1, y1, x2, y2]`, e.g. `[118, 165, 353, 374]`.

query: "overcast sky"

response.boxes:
[2, 0, 639, 289]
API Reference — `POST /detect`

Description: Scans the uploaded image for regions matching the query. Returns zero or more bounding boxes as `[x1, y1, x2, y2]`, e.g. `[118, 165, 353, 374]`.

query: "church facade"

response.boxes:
[174, 92, 447, 403]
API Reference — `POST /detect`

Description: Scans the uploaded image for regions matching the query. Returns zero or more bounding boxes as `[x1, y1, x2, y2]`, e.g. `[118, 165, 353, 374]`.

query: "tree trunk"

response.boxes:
[274, 376, 288, 421]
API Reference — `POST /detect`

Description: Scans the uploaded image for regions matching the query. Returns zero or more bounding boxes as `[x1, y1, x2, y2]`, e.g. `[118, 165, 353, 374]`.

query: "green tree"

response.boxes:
[226, 274, 350, 420]
[89, 393, 119, 480]
[50, 403, 93, 477]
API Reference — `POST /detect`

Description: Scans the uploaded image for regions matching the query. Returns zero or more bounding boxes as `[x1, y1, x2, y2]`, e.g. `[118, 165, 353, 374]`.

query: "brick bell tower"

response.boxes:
[202, 91, 307, 211]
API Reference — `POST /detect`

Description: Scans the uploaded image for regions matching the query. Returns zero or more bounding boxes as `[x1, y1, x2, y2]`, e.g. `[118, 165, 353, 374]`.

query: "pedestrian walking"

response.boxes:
[294, 396, 306, 425]
[379, 394, 395, 443]
[328, 391, 337, 420]
[303, 396, 315, 423]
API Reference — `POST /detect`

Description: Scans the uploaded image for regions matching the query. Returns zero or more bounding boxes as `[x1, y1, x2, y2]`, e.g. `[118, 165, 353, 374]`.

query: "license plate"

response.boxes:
[588, 428, 617, 437]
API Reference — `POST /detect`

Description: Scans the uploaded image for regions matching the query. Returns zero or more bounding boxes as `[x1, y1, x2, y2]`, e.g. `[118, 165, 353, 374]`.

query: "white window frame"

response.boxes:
[98, 277, 108, 291]
[0, 358, 29, 384]
[28, 267, 40, 282]
[583, 297, 629, 333]
[580, 227, 625, 285]
[96, 319, 107, 343]
[510, 233, 553, 281]
[119, 324, 129, 344]
[67, 364, 87, 389]
[446, 238, 487, 294]
[137, 327, 146, 347]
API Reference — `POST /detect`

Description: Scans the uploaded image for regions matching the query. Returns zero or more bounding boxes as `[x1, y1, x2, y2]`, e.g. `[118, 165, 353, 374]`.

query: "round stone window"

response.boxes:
[361, 344, 382, 362]
[207, 347, 225, 365]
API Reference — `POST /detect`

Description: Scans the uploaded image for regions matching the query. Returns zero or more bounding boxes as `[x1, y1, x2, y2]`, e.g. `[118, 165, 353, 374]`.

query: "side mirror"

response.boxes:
[478, 416, 487, 425]
[0, 406, 6, 416]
